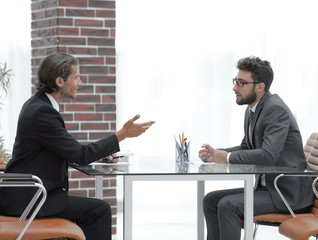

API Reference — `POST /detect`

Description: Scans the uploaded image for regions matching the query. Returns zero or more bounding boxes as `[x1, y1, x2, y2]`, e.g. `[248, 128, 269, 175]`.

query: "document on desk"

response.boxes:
[188, 159, 216, 164]
[197, 162, 216, 165]
[90, 162, 130, 166]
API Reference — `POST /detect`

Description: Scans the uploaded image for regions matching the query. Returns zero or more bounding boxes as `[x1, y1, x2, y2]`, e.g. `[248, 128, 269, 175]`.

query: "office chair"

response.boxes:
[250, 132, 318, 239]
[278, 177, 318, 240]
[278, 134, 318, 240]
[0, 173, 85, 240]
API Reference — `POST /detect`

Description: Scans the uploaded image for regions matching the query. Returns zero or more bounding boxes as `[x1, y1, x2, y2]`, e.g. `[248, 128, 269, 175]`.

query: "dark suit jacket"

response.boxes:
[0, 91, 120, 216]
[224, 91, 314, 211]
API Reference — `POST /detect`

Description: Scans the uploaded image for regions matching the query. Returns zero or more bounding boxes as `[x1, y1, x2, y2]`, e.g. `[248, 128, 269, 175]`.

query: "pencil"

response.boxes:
[181, 132, 184, 154]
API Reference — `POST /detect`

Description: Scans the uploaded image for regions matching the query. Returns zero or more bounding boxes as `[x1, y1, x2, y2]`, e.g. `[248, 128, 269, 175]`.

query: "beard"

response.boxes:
[236, 87, 257, 105]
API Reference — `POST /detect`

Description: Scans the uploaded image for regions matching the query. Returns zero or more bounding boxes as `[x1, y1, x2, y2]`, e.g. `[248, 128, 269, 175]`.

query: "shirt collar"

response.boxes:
[249, 101, 259, 113]
[45, 93, 60, 112]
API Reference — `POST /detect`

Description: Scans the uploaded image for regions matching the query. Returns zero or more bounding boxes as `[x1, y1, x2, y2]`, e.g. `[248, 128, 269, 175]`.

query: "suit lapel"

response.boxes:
[249, 91, 272, 148]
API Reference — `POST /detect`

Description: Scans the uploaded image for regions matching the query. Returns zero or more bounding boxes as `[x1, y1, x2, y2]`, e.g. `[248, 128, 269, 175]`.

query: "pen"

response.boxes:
[112, 156, 124, 159]
[181, 132, 184, 155]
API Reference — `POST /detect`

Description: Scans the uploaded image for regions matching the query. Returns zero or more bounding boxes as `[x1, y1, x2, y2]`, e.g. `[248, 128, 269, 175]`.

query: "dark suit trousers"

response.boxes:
[51, 195, 112, 240]
[203, 187, 283, 240]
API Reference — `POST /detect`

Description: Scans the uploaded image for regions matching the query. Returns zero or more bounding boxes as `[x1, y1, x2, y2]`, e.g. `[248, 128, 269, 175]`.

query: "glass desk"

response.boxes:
[70, 156, 316, 240]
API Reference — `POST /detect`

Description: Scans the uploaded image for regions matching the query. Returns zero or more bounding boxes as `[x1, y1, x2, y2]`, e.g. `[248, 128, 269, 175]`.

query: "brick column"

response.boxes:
[31, 0, 118, 234]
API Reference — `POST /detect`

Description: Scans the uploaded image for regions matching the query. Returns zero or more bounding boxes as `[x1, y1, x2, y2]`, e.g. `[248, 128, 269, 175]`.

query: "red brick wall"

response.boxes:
[31, 0, 118, 234]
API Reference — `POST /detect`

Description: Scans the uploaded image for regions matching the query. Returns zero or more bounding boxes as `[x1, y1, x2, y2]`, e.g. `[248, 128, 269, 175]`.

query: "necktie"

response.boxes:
[249, 110, 254, 146]
[249, 110, 254, 125]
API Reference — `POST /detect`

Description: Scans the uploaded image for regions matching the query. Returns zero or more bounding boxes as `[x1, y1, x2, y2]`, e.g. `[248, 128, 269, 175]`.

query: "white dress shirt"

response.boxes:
[45, 93, 60, 112]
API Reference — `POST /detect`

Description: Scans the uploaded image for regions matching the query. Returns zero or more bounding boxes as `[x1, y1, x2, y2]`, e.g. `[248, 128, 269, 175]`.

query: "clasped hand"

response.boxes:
[198, 144, 228, 163]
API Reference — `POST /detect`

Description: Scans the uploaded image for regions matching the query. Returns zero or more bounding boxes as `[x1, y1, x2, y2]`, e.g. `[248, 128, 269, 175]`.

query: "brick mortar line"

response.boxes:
[32, 6, 115, 13]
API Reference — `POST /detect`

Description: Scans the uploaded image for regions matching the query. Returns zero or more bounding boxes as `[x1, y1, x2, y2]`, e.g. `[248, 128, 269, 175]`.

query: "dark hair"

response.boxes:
[236, 56, 274, 92]
[35, 54, 79, 93]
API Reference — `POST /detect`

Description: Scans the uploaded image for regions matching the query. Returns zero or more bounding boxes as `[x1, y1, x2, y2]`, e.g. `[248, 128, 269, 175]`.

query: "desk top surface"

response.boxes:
[69, 156, 318, 176]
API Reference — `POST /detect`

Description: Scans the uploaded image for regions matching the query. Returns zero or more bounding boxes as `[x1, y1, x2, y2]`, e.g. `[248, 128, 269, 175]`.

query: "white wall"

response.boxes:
[116, 0, 318, 157]
[0, 0, 31, 152]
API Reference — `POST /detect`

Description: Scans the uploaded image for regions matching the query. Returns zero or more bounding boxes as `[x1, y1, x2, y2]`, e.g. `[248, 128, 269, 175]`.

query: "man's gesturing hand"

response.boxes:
[115, 114, 155, 142]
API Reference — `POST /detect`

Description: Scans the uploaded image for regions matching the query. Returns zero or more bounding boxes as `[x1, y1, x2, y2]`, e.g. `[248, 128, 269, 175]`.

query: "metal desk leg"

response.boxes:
[124, 176, 133, 240]
[197, 181, 205, 240]
[243, 175, 254, 240]
[95, 175, 103, 199]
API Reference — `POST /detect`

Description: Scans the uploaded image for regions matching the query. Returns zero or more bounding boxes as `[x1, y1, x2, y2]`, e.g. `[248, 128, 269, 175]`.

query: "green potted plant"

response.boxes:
[0, 62, 13, 167]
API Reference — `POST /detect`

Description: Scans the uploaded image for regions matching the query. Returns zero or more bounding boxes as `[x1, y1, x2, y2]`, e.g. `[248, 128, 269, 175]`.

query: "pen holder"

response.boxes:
[176, 160, 189, 173]
[175, 142, 190, 163]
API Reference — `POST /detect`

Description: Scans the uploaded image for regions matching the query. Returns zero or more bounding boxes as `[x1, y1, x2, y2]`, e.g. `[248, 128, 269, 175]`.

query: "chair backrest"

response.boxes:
[304, 133, 318, 171]
[301, 133, 318, 216]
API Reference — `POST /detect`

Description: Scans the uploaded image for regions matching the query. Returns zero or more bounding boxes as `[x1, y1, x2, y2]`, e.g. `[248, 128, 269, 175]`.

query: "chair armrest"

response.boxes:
[0, 173, 47, 240]
[312, 177, 318, 198]
[274, 173, 318, 218]
[0, 173, 32, 178]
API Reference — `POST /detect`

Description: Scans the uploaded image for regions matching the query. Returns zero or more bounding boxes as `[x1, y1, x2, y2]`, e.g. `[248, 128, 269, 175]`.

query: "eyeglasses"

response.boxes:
[232, 78, 261, 88]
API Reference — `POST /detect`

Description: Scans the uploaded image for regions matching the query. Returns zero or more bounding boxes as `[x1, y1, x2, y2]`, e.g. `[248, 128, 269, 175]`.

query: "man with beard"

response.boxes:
[198, 56, 313, 240]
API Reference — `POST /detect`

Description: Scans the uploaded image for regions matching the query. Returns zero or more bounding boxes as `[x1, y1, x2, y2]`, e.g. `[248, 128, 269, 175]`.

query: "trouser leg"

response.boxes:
[52, 195, 112, 240]
[203, 187, 283, 240]
[203, 188, 243, 240]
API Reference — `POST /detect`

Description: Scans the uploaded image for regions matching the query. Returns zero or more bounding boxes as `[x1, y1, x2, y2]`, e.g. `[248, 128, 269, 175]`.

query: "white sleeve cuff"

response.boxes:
[226, 152, 231, 163]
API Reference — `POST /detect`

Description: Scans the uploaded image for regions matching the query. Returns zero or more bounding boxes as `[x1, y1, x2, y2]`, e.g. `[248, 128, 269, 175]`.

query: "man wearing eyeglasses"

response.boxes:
[198, 56, 313, 240]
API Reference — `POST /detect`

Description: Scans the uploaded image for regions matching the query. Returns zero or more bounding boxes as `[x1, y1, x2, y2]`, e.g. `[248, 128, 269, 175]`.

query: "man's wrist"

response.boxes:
[115, 130, 126, 142]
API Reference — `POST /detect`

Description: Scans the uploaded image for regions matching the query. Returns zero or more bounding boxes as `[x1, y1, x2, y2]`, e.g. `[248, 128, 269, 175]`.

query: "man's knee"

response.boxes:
[203, 191, 221, 213]
[85, 198, 111, 221]
[96, 200, 111, 216]
[203, 194, 210, 209]
[218, 196, 243, 217]
[218, 197, 232, 211]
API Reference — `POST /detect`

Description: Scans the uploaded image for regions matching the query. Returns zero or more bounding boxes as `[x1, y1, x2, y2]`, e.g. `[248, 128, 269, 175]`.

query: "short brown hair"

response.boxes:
[236, 56, 274, 92]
